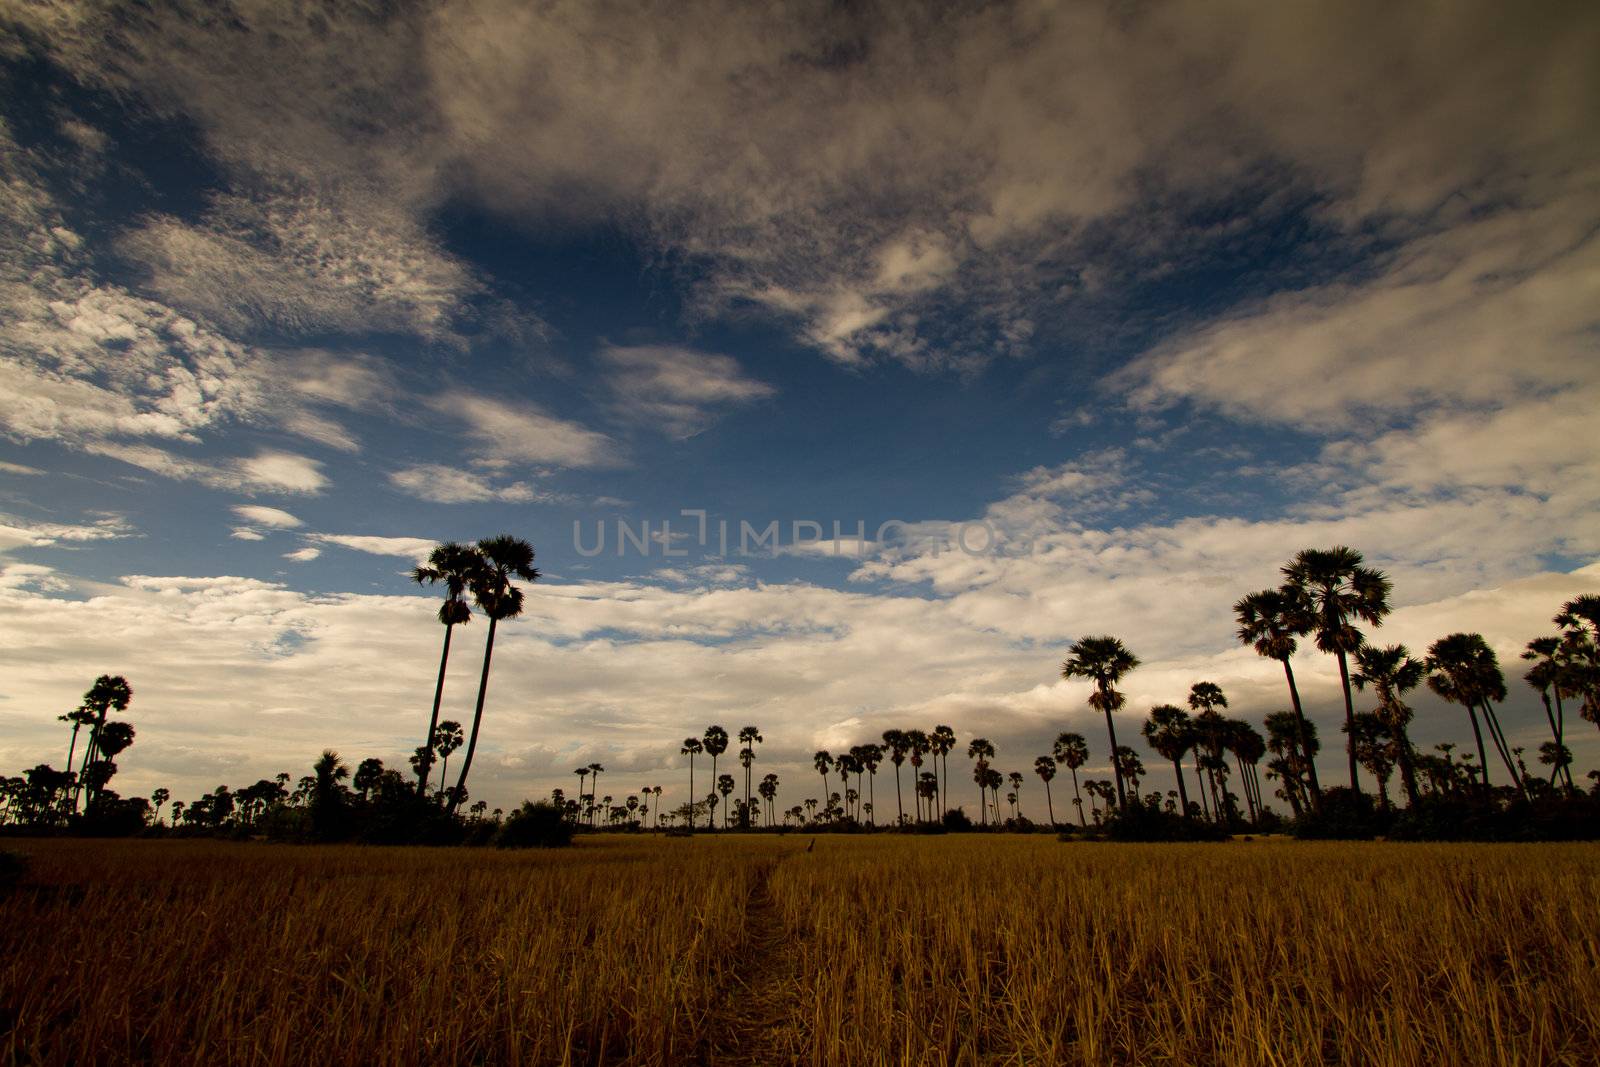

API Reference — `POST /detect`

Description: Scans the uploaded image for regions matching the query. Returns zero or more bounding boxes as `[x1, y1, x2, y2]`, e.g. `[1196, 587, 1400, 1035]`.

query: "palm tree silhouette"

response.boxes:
[813, 751, 833, 821]
[738, 725, 762, 827]
[1351, 645, 1425, 805]
[1052, 732, 1088, 826]
[1345, 712, 1397, 809]
[72, 675, 132, 811]
[1033, 756, 1058, 827]
[716, 773, 735, 823]
[1523, 637, 1576, 790]
[450, 535, 539, 813]
[966, 737, 994, 826]
[1062, 636, 1139, 811]
[1006, 771, 1024, 820]
[1552, 596, 1600, 733]
[1142, 703, 1194, 818]
[930, 725, 957, 822]
[681, 738, 703, 830]
[758, 772, 779, 827]
[858, 743, 882, 827]
[881, 730, 907, 825]
[411, 542, 483, 796]
[1426, 633, 1525, 799]
[431, 721, 464, 796]
[574, 767, 590, 822]
[703, 726, 729, 828]
[1234, 587, 1322, 809]
[904, 730, 930, 823]
[587, 763, 605, 827]
[1283, 547, 1392, 791]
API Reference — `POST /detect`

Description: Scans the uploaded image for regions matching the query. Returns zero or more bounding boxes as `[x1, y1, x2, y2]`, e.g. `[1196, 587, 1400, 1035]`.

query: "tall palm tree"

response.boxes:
[574, 767, 590, 820]
[1234, 587, 1322, 809]
[1187, 682, 1230, 821]
[1141, 704, 1194, 818]
[1522, 637, 1576, 791]
[881, 730, 907, 825]
[703, 726, 729, 829]
[1554, 595, 1600, 730]
[931, 725, 957, 821]
[813, 751, 833, 819]
[1229, 721, 1268, 822]
[1426, 633, 1522, 796]
[966, 737, 995, 826]
[1006, 771, 1024, 820]
[1052, 732, 1089, 826]
[1345, 712, 1397, 810]
[411, 542, 483, 795]
[1350, 644, 1424, 806]
[450, 536, 539, 813]
[1264, 711, 1318, 815]
[1033, 756, 1058, 827]
[681, 738, 703, 830]
[587, 763, 605, 827]
[1061, 636, 1140, 810]
[73, 675, 133, 811]
[904, 730, 930, 823]
[716, 773, 736, 823]
[738, 725, 762, 827]
[859, 743, 882, 827]
[1282, 547, 1392, 791]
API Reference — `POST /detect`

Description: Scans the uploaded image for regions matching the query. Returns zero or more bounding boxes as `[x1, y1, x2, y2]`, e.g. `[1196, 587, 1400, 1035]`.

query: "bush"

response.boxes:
[496, 802, 574, 849]
[1388, 793, 1600, 842]
[941, 807, 973, 831]
[1292, 786, 1387, 840]
[1101, 805, 1230, 842]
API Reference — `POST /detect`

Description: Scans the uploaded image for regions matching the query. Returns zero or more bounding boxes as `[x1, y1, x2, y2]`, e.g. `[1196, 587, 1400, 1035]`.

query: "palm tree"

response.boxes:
[813, 751, 833, 819]
[73, 675, 133, 811]
[1141, 704, 1194, 818]
[904, 730, 930, 822]
[758, 772, 779, 827]
[411, 542, 483, 795]
[1345, 712, 1397, 809]
[680, 738, 702, 830]
[1234, 587, 1322, 809]
[573, 767, 590, 821]
[717, 773, 736, 822]
[1282, 547, 1392, 791]
[1033, 756, 1058, 827]
[1052, 732, 1089, 826]
[1426, 633, 1522, 796]
[859, 743, 882, 827]
[1523, 638, 1576, 791]
[703, 726, 729, 828]
[931, 725, 957, 821]
[1006, 771, 1024, 820]
[881, 730, 907, 825]
[1061, 636, 1140, 810]
[1229, 721, 1268, 822]
[1187, 682, 1230, 821]
[1350, 644, 1424, 806]
[1264, 711, 1319, 815]
[1554, 595, 1600, 730]
[966, 737, 995, 826]
[587, 763, 605, 827]
[738, 725, 762, 827]
[450, 536, 539, 813]
[430, 721, 464, 796]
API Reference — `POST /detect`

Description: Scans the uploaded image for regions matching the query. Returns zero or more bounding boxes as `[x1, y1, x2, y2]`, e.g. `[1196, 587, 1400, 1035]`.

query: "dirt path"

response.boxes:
[701, 851, 807, 1065]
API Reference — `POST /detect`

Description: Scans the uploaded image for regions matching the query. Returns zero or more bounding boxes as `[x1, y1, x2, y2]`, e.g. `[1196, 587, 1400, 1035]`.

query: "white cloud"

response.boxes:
[307, 533, 436, 561]
[232, 505, 303, 529]
[0, 513, 134, 552]
[440, 392, 617, 470]
[388, 464, 538, 504]
[0, 460, 43, 476]
[230, 527, 265, 541]
[283, 546, 321, 562]
[600, 344, 774, 438]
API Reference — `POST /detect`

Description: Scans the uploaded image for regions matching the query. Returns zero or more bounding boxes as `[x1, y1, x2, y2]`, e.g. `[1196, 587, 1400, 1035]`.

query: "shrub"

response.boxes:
[1292, 787, 1386, 840]
[0, 849, 27, 893]
[1101, 805, 1230, 842]
[496, 802, 574, 849]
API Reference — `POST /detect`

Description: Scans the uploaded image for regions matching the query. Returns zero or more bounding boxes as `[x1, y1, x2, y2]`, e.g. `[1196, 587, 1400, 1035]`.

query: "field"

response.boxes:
[2, 837, 1597, 1066]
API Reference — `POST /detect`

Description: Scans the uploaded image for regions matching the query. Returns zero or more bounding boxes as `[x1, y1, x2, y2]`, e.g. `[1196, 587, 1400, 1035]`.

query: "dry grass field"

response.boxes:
[2, 836, 1596, 1066]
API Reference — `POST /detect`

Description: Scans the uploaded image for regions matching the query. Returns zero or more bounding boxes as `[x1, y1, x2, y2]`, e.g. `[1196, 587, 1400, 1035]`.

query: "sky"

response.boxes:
[1, 0, 1597, 815]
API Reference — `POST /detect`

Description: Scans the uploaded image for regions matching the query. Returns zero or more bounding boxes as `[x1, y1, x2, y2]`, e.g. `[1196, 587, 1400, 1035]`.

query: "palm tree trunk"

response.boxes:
[1465, 702, 1492, 794]
[1478, 700, 1527, 799]
[689, 758, 696, 831]
[1100, 693, 1126, 810]
[1281, 656, 1322, 808]
[1233, 754, 1257, 822]
[819, 771, 829, 820]
[1193, 752, 1211, 820]
[976, 776, 985, 826]
[867, 772, 876, 828]
[1070, 768, 1085, 826]
[893, 764, 903, 825]
[1045, 780, 1056, 827]
[417, 621, 455, 795]
[1336, 648, 1360, 791]
[1171, 758, 1191, 818]
[449, 616, 498, 814]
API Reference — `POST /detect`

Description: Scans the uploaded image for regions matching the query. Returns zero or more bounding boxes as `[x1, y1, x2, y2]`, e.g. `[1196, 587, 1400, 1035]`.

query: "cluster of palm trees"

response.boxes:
[647, 548, 1595, 831]
[675, 724, 773, 829]
[410, 536, 539, 814]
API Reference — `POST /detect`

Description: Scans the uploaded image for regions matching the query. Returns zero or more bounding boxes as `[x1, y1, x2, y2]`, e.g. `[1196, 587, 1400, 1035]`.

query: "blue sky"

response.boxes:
[2, 1, 1597, 812]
